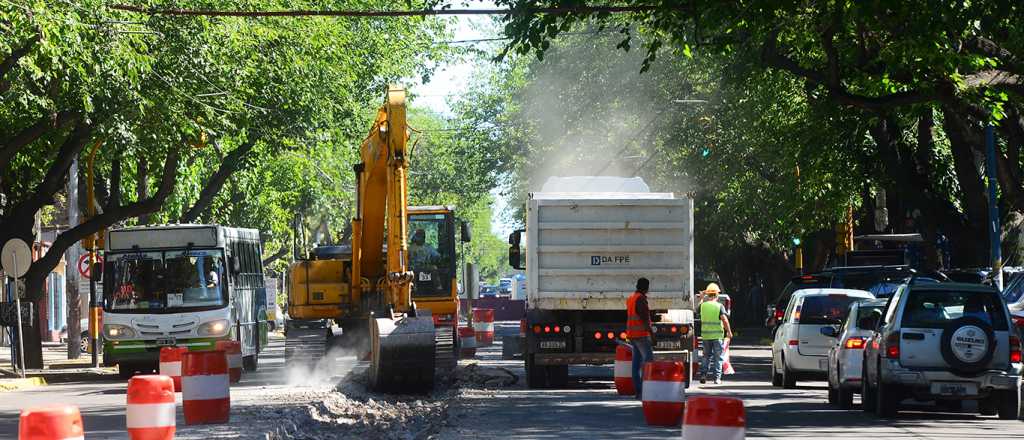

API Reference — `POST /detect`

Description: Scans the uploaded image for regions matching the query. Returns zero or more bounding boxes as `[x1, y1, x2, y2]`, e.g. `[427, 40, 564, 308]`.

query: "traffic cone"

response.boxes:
[126, 375, 176, 440]
[682, 396, 745, 439]
[613, 343, 635, 396]
[182, 350, 230, 424]
[215, 340, 243, 383]
[19, 404, 84, 440]
[159, 346, 187, 392]
[641, 361, 686, 426]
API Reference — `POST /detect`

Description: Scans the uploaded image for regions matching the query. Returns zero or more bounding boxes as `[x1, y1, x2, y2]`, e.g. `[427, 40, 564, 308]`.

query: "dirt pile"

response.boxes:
[453, 362, 518, 388]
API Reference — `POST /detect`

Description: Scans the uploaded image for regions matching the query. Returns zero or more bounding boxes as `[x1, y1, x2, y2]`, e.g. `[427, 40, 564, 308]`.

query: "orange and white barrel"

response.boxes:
[472, 308, 495, 346]
[126, 375, 176, 440]
[215, 340, 243, 383]
[18, 404, 84, 440]
[159, 346, 187, 392]
[613, 343, 635, 396]
[682, 396, 745, 440]
[459, 326, 477, 358]
[642, 361, 686, 427]
[182, 350, 230, 425]
[722, 339, 735, 375]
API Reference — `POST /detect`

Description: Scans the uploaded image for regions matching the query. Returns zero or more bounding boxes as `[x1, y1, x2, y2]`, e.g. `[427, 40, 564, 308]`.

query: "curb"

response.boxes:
[0, 376, 47, 392]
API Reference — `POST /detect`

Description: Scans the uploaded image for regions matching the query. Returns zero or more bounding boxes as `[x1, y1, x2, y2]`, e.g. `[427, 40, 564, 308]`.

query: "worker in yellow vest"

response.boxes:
[699, 283, 732, 384]
[626, 277, 656, 399]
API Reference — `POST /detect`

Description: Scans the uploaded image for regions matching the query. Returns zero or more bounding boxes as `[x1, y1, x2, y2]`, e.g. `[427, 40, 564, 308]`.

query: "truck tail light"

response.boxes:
[844, 337, 866, 349]
[594, 332, 602, 339]
[680, 325, 690, 335]
[607, 332, 615, 340]
[543, 326, 551, 333]
[619, 332, 627, 339]
[1010, 335, 1021, 363]
[532, 325, 541, 334]
[553, 325, 561, 333]
[884, 333, 900, 359]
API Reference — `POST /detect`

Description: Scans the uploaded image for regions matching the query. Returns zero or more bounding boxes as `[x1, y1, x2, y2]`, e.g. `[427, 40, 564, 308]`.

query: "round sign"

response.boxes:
[1, 238, 31, 278]
[78, 253, 103, 279]
[950, 325, 988, 364]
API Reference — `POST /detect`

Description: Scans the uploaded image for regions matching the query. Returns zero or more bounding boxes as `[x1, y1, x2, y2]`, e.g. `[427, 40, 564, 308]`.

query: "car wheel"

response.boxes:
[80, 332, 90, 354]
[996, 388, 1022, 420]
[770, 353, 783, 387]
[837, 386, 854, 409]
[781, 355, 796, 389]
[875, 372, 899, 418]
[861, 366, 877, 413]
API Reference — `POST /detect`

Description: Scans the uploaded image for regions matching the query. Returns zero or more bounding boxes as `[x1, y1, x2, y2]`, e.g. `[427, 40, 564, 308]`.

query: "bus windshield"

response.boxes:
[104, 249, 227, 313]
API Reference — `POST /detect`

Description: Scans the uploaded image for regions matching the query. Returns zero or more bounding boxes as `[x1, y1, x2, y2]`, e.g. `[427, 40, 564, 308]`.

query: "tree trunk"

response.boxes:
[65, 158, 81, 359]
[137, 154, 150, 224]
[940, 107, 990, 266]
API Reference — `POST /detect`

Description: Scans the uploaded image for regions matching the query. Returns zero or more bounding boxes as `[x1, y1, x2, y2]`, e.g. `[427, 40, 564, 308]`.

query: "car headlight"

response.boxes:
[104, 324, 136, 339]
[198, 319, 231, 337]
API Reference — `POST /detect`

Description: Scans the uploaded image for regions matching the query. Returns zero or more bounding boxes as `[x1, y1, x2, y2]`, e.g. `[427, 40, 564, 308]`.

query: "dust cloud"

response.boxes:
[285, 344, 361, 387]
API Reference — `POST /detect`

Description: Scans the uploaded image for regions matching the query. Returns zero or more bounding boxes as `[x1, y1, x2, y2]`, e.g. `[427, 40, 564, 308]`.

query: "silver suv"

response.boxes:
[862, 282, 1022, 418]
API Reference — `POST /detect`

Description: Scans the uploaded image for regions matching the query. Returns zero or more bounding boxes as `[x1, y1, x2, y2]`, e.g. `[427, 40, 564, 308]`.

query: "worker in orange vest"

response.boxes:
[626, 277, 656, 399]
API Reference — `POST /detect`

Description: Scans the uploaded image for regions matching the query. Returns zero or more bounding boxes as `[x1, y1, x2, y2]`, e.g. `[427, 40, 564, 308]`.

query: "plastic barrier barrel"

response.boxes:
[159, 346, 187, 392]
[126, 375, 176, 440]
[642, 361, 686, 427]
[472, 308, 495, 346]
[613, 343, 635, 396]
[19, 404, 84, 440]
[215, 340, 243, 384]
[682, 396, 746, 440]
[182, 350, 230, 425]
[459, 326, 477, 358]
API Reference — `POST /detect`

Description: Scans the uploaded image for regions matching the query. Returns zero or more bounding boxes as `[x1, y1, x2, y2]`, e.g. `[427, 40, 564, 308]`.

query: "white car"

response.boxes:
[771, 288, 874, 388]
[825, 298, 888, 408]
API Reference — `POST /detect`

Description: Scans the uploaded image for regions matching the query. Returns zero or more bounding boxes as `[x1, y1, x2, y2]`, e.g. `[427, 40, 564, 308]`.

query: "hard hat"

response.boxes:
[701, 283, 722, 295]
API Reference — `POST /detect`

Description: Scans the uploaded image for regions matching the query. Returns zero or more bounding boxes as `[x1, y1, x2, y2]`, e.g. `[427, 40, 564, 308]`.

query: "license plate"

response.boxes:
[155, 337, 175, 346]
[931, 382, 977, 396]
[818, 358, 829, 370]
[418, 272, 432, 281]
[539, 340, 566, 349]
[656, 340, 681, 350]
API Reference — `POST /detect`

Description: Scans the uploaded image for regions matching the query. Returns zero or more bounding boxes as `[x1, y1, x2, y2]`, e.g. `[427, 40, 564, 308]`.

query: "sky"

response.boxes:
[408, 2, 515, 238]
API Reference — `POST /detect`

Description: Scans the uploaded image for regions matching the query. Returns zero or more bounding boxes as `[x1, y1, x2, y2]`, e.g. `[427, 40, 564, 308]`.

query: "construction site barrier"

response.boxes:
[19, 404, 84, 440]
[458, 326, 476, 358]
[159, 346, 187, 392]
[682, 396, 745, 439]
[613, 343, 635, 396]
[182, 350, 230, 425]
[641, 361, 686, 427]
[126, 375, 176, 440]
[472, 308, 495, 346]
[215, 340, 243, 383]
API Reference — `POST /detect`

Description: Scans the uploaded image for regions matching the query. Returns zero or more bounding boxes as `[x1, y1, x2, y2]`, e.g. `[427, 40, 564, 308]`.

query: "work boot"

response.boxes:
[713, 378, 722, 385]
[699, 376, 706, 384]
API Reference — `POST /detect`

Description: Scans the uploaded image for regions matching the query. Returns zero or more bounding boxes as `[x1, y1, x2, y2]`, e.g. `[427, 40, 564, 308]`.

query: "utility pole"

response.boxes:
[985, 125, 1003, 290]
[66, 158, 81, 360]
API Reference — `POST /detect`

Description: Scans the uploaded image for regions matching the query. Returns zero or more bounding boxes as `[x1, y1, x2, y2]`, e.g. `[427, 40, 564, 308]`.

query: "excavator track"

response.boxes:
[284, 320, 329, 367]
[434, 324, 457, 384]
[369, 315, 437, 393]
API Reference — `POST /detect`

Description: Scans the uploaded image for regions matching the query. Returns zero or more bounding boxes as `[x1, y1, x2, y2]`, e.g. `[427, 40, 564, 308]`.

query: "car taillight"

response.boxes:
[788, 339, 799, 346]
[793, 308, 801, 323]
[774, 309, 784, 320]
[1013, 316, 1024, 328]
[884, 333, 900, 359]
[1010, 335, 1021, 363]
[844, 337, 866, 349]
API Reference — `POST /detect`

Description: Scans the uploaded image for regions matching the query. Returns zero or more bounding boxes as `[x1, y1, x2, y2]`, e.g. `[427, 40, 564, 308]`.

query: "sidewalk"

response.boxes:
[0, 341, 116, 389]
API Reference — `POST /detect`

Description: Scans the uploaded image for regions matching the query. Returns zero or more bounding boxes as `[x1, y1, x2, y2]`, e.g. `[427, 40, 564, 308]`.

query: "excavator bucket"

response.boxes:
[369, 313, 437, 393]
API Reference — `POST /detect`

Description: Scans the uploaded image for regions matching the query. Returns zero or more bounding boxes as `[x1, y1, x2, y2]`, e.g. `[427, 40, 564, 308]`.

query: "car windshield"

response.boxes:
[855, 304, 884, 324]
[104, 250, 227, 313]
[800, 295, 862, 325]
[830, 271, 908, 297]
[901, 289, 1008, 330]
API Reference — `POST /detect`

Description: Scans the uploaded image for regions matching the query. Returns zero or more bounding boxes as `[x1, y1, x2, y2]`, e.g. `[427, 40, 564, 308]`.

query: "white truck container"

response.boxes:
[508, 177, 695, 389]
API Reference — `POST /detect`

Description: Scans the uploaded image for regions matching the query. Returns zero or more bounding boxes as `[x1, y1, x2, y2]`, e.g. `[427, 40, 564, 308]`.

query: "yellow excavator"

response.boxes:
[284, 86, 466, 392]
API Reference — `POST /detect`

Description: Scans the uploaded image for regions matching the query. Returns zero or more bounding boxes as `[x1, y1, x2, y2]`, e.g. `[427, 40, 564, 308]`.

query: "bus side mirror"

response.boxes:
[460, 220, 472, 243]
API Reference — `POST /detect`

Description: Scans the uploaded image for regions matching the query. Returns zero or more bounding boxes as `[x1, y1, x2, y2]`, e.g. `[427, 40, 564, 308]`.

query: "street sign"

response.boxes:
[1, 238, 31, 278]
[78, 253, 104, 279]
[0, 302, 32, 327]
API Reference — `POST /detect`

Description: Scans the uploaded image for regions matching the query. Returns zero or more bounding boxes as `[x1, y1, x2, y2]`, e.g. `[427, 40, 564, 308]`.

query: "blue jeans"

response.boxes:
[630, 337, 654, 398]
[700, 339, 725, 380]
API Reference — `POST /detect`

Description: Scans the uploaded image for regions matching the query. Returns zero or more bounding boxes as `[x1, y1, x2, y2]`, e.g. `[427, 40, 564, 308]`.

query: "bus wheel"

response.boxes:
[243, 354, 259, 372]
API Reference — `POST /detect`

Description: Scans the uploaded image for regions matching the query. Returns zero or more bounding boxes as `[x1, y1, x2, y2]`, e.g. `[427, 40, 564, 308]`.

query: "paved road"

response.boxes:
[3, 324, 1021, 439]
[440, 322, 1023, 439]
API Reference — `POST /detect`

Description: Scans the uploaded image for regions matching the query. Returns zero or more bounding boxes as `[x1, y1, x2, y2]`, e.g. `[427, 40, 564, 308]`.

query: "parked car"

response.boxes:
[861, 282, 1022, 419]
[1000, 269, 1024, 314]
[59, 318, 99, 354]
[771, 288, 875, 388]
[765, 275, 830, 330]
[479, 285, 498, 298]
[825, 298, 887, 408]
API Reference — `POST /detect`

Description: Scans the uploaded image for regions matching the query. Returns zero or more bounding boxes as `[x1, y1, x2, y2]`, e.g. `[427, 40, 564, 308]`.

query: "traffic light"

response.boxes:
[792, 237, 801, 246]
[836, 206, 854, 255]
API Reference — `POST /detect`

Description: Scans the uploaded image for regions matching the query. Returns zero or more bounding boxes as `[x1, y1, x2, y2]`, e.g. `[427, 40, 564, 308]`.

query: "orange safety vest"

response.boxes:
[626, 291, 651, 338]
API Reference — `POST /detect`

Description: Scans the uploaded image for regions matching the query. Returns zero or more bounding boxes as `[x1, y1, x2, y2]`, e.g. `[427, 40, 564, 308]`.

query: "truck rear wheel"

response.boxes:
[525, 354, 547, 389]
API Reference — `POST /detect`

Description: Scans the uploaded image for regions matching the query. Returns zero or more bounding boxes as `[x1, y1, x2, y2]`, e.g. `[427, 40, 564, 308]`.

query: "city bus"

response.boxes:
[102, 224, 268, 378]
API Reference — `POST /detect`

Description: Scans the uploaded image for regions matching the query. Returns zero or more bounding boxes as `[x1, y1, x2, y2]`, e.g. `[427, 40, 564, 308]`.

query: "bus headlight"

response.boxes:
[198, 319, 231, 337]
[104, 324, 136, 339]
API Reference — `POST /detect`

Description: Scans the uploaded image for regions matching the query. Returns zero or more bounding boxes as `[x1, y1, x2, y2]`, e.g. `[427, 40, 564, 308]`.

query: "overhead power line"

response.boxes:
[109, 4, 684, 18]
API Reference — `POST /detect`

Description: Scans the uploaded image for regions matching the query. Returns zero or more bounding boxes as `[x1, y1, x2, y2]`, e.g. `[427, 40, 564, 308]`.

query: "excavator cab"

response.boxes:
[407, 205, 462, 332]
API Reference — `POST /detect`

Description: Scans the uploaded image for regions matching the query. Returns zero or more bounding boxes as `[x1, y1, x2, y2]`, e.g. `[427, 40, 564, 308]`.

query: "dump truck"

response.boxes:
[508, 176, 695, 388]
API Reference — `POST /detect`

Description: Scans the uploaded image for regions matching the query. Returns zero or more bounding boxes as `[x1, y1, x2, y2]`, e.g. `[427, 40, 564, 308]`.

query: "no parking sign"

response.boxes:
[77, 253, 104, 279]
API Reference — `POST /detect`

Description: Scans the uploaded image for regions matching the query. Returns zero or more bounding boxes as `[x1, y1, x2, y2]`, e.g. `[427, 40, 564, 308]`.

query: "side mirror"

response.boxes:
[460, 220, 472, 243]
[508, 229, 525, 270]
[819, 326, 838, 338]
[466, 263, 479, 299]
